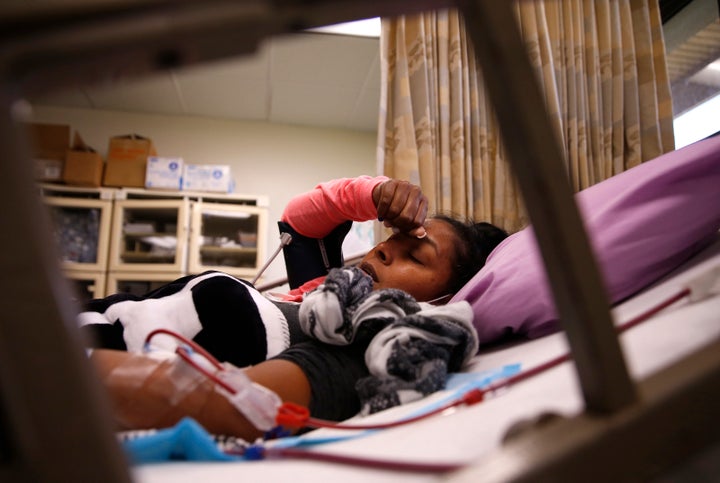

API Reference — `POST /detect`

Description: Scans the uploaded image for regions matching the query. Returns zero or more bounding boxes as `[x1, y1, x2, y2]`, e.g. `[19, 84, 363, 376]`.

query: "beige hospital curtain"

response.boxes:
[377, 1, 674, 233]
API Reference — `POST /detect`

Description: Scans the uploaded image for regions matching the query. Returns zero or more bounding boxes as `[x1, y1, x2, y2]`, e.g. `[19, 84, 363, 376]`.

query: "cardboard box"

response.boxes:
[145, 156, 184, 190]
[63, 132, 104, 187]
[182, 164, 234, 193]
[107, 134, 156, 162]
[35, 159, 64, 182]
[103, 134, 157, 188]
[103, 160, 147, 188]
[26, 123, 70, 182]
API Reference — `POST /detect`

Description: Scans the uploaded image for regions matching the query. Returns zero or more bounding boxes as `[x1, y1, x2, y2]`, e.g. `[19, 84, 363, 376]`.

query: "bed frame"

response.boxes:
[0, 1, 717, 481]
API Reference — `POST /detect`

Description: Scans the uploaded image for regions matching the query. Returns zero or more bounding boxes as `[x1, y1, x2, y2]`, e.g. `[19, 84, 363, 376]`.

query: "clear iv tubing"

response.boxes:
[145, 328, 241, 396]
[143, 328, 469, 472]
[251, 232, 292, 285]
[142, 286, 695, 472]
[255, 286, 696, 473]
[145, 286, 692, 432]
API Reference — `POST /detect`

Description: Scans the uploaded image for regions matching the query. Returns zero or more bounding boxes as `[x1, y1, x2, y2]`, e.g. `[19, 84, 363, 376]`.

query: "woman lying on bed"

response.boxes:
[85, 134, 720, 443]
[84, 176, 508, 442]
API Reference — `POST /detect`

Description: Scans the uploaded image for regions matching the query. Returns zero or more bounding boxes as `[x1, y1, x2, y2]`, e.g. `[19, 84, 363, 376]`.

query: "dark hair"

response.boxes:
[433, 214, 509, 294]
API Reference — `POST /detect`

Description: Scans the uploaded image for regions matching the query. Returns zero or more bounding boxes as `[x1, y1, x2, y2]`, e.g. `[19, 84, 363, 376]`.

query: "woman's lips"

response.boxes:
[359, 262, 379, 283]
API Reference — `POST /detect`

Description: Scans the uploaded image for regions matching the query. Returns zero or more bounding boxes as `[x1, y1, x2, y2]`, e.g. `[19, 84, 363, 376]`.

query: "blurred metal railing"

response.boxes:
[0, 2, 718, 482]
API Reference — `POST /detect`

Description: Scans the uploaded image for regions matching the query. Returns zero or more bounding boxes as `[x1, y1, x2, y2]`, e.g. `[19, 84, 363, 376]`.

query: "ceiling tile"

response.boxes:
[270, 35, 328, 83]
[174, 55, 270, 121]
[28, 32, 381, 133]
[181, 77, 270, 121]
[84, 73, 184, 115]
[365, 51, 381, 84]
[30, 87, 93, 109]
[177, 46, 270, 82]
[270, 81, 360, 129]
[349, 87, 381, 132]
[271, 33, 379, 89]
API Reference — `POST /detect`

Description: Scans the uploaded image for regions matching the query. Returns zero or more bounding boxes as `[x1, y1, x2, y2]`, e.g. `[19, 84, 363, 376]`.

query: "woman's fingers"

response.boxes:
[373, 180, 428, 235]
[407, 197, 428, 237]
[373, 179, 399, 220]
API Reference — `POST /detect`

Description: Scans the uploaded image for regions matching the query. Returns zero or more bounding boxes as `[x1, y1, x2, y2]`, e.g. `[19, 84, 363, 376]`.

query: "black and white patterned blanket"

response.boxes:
[78, 268, 477, 414]
[299, 267, 477, 414]
[79, 271, 291, 368]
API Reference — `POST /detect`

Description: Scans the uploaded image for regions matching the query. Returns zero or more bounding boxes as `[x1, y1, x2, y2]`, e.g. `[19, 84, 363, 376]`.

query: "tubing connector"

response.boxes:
[215, 363, 282, 431]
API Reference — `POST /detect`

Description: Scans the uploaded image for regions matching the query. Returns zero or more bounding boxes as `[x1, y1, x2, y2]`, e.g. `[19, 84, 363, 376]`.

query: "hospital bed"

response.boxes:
[0, 1, 718, 482]
[131, 230, 720, 482]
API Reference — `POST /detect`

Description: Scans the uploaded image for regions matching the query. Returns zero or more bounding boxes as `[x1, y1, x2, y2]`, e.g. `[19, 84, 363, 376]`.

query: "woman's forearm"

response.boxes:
[90, 349, 310, 440]
[281, 175, 387, 238]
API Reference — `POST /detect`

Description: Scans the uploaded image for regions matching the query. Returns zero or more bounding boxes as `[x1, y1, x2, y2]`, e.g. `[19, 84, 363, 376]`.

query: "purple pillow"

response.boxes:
[452, 135, 720, 346]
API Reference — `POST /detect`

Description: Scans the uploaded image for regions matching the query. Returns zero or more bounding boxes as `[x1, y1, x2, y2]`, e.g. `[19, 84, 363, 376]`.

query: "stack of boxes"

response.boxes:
[181, 163, 234, 193]
[64, 132, 104, 187]
[145, 156, 184, 190]
[25, 123, 234, 193]
[103, 134, 157, 188]
[27, 123, 70, 183]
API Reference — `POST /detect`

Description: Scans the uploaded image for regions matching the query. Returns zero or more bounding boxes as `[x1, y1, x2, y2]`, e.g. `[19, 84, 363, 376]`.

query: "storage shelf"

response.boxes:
[199, 246, 257, 269]
[188, 201, 267, 277]
[199, 246, 257, 254]
[123, 232, 176, 238]
[38, 183, 115, 200]
[120, 252, 176, 262]
[116, 187, 269, 207]
[44, 186, 268, 294]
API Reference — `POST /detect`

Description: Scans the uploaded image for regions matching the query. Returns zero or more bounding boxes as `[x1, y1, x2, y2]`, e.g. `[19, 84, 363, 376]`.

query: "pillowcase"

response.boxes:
[452, 135, 720, 346]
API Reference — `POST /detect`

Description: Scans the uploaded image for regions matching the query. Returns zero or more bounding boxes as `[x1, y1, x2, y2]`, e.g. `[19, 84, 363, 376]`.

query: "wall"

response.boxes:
[30, 105, 378, 282]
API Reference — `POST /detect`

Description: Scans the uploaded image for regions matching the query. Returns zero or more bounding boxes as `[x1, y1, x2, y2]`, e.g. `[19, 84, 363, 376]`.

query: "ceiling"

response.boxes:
[30, 32, 382, 132]
[28, 1, 720, 130]
[662, 0, 720, 115]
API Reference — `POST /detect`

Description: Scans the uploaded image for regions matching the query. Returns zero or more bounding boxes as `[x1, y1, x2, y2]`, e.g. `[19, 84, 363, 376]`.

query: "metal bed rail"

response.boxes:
[0, 1, 717, 482]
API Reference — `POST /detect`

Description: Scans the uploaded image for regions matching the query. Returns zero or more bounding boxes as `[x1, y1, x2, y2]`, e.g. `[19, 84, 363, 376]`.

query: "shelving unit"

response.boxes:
[40, 184, 114, 302]
[65, 270, 107, 304]
[40, 184, 269, 296]
[106, 271, 182, 297]
[109, 198, 188, 273]
[188, 201, 268, 278]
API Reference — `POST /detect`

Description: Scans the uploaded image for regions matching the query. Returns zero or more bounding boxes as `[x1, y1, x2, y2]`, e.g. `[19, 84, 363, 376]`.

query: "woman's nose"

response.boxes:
[375, 241, 392, 264]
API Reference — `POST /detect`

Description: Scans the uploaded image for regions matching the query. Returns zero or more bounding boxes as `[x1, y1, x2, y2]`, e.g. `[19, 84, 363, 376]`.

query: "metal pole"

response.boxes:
[458, 0, 636, 412]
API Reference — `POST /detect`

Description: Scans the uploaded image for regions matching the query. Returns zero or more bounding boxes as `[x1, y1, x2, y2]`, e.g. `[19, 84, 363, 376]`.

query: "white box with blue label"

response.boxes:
[145, 156, 184, 190]
[182, 164, 234, 193]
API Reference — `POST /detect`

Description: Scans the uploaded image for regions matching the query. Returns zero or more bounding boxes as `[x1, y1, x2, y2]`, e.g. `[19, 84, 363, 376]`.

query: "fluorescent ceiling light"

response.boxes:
[673, 92, 720, 149]
[309, 18, 381, 38]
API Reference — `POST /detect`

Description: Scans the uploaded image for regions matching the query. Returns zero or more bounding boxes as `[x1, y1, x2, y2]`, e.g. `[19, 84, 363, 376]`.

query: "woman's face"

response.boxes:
[358, 218, 459, 302]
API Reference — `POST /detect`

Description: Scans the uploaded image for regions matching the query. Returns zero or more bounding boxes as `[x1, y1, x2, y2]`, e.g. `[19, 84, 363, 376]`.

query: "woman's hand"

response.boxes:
[90, 349, 310, 440]
[372, 179, 428, 238]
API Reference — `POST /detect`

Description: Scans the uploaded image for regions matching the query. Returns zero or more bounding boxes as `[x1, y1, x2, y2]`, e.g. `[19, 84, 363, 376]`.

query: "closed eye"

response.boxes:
[409, 253, 424, 265]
